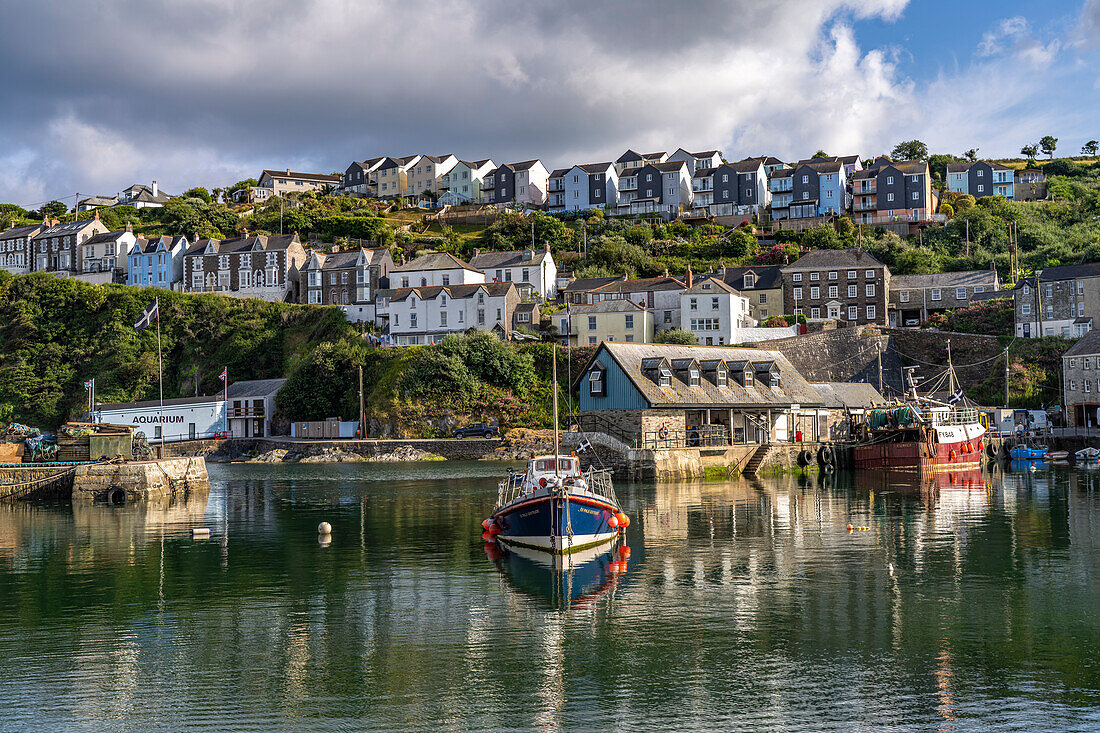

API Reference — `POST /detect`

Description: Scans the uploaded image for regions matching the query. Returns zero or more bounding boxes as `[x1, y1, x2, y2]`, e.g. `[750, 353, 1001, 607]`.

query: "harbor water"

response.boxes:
[0, 461, 1098, 731]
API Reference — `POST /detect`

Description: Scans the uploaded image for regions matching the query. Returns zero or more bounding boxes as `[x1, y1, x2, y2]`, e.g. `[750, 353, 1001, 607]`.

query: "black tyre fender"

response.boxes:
[817, 445, 834, 466]
[797, 449, 813, 467]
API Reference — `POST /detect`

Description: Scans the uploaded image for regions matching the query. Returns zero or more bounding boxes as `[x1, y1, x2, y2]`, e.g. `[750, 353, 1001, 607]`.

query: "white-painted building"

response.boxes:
[439, 158, 495, 205]
[96, 396, 225, 444]
[468, 244, 558, 300]
[387, 282, 519, 346]
[0, 223, 42, 274]
[77, 227, 138, 284]
[389, 252, 485, 289]
[681, 277, 754, 346]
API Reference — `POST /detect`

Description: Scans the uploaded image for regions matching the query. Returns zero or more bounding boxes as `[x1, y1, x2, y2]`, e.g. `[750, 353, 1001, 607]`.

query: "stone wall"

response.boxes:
[222, 437, 502, 462]
[0, 466, 76, 501]
[72, 457, 210, 502]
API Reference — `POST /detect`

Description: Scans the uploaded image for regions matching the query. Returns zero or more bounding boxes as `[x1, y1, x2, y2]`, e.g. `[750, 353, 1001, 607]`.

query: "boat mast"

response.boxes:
[553, 342, 560, 478]
[947, 338, 956, 397]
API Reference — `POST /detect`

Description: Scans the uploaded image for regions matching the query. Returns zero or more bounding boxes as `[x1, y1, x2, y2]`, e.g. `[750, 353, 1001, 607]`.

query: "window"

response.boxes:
[690, 298, 698, 311]
[1022, 302, 1031, 315]
[588, 316, 597, 330]
[759, 293, 767, 304]
[793, 287, 803, 300]
[440, 312, 448, 326]
[977, 185, 984, 193]
[887, 193, 894, 202]
[410, 313, 417, 328]
[931, 288, 941, 301]
[848, 270, 857, 279]
[955, 287, 966, 300]
[793, 273, 802, 282]
[867, 305, 876, 320]
[711, 297, 719, 309]
[975, 286, 985, 294]
[810, 286, 820, 299]
[866, 270, 874, 279]
[659, 369, 672, 387]
[848, 306, 858, 320]
[900, 290, 909, 303]
[866, 284, 875, 297]
[625, 314, 634, 328]
[688, 369, 700, 387]
[664, 311, 672, 323]
[1080, 302, 1086, 316]
[1086, 358, 1093, 370]
[810, 272, 819, 281]
[442, 274, 450, 285]
[794, 308, 803, 316]
[1045, 283, 1053, 298]
[802, 175, 809, 184]
[1078, 281, 1085, 295]
[887, 176, 894, 185]
[810, 307, 820, 319]
[1071, 381, 1077, 391]
[828, 271, 837, 280]
[589, 370, 604, 396]
[1070, 359, 1078, 368]
[589, 337, 597, 345]
[744, 273, 755, 288]
[829, 286, 838, 298]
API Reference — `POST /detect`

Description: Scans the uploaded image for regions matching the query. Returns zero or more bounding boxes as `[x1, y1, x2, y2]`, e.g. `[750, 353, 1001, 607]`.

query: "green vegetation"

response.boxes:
[926, 299, 1013, 336]
[969, 338, 1067, 409]
[0, 273, 356, 428]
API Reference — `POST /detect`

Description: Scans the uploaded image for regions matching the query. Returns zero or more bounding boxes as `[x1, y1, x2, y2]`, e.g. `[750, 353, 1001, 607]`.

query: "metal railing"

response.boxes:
[642, 425, 730, 450]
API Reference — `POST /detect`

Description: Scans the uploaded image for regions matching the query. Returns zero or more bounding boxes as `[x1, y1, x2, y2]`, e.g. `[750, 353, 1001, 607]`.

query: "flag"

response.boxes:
[948, 389, 964, 404]
[219, 367, 227, 382]
[83, 380, 93, 391]
[577, 439, 593, 453]
[134, 298, 159, 331]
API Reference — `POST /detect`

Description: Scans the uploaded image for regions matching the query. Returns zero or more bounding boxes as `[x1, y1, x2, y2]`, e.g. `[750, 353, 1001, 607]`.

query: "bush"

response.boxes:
[653, 328, 699, 345]
[926, 298, 1013, 335]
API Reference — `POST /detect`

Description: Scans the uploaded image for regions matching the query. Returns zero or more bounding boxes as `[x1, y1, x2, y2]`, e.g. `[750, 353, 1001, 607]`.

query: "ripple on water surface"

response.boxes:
[0, 461, 1098, 731]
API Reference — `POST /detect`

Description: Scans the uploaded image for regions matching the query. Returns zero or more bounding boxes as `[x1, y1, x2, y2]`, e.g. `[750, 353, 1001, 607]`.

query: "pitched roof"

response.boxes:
[0, 224, 43, 240]
[810, 382, 886, 409]
[468, 249, 550, 270]
[1026, 262, 1100, 283]
[578, 162, 614, 174]
[184, 233, 299, 256]
[769, 168, 794, 179]
[852, 160, 929, 179]
[34, 219, 102, 238]
[122, 184, 171, 204]
[515, 302, 539, 313]
[682, 276, 740, 295]
[794, 159, 843, 174]
[569, 299, 648, 314]
[549, 168, 570, 179]
[725, 158, 766, 173]
[783, 248, 886, 270]
[79, 195, 118, 207]
[83, 230, 132, 245]
[507, 159, 543, 172]
[648, 161, 688, 173]
[584, 343, 823, 408]
[391, 252, 479, 273]
[946, 161, 1014, 173]
[589, 276, 686, 294]
[720, 265, 782, 290]
[563, 276, 624, 292]
[693, 167, 717, 179]
[261, 170, 341, 183]
[1064, 329, 1100, 357]
[134, 235, 187, 254]
[227, 378, 287, 398]
[890, 270, 999, 289]
[616, 150, 643, 163]
[389, 281, 514, 302]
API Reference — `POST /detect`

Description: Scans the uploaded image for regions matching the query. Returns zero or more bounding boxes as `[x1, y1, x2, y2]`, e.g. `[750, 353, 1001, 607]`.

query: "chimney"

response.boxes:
[151, 180, 158, 198]
[52, 218, 59, 226]
[193, 233, 199, 242]
[125, 222, 133, 233]
[473, 248, 480, 257]
[544, 240, 550, 253]
[663, 268, 669, 277]
[685, 264, 693, 288]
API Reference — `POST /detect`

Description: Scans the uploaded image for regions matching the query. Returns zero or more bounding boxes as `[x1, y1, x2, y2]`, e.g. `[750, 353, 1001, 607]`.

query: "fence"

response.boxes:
[642, 425, 730, 450]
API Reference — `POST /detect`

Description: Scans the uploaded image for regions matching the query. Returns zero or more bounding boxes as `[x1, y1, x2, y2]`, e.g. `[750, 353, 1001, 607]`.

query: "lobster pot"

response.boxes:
[56, 437, 90, 463]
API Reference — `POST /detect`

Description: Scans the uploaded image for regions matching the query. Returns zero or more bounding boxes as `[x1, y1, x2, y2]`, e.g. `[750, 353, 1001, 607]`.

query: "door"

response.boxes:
[189, 423, 196, 440]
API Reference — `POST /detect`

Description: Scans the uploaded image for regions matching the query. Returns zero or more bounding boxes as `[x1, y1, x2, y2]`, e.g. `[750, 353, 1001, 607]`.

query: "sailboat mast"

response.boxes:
[553, 342, 560, 478]
[947, 339, 956, 396]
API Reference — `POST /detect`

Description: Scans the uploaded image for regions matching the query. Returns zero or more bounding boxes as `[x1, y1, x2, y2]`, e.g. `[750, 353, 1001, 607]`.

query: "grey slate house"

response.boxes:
[781, 248, 890, 325]
[1013, 262, 1100, 338]
[32, 215, 110, 275]
[1063, 330, 1100, 428]
[0, 222, 43, 274]
[888, 270, 1001, 326]
[561, 276, 626, 305]
[718, 264, 784, 321]
[851, 158, 936, 225]
[183, 233, 307, 302]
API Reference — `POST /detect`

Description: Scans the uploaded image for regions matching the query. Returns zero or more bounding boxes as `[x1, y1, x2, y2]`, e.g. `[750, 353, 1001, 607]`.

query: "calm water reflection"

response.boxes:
[0, 461, 1097, 731]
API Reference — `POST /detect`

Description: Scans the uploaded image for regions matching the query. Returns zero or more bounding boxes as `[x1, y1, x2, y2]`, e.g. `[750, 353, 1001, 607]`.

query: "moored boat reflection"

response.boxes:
[486, 538, 625, 611]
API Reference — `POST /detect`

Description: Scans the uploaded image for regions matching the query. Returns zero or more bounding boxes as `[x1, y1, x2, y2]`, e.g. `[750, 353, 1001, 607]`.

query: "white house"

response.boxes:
[666, 148, 723, 176]
[404, 154, 459, 200]
[387, 282, 519, 346]
[468, 244, 558, 300]
[96, 395, 225, 444]
[681, 277, 754, 346]
[77, 227, 138, 284]
[0, 223, 43, 274]
[389, 252, 485, 288]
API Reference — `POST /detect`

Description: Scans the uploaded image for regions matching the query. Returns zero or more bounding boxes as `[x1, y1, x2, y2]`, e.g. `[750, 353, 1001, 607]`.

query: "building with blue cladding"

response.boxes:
[946, 161, 1014, 199]
[127, 234, 188, 289]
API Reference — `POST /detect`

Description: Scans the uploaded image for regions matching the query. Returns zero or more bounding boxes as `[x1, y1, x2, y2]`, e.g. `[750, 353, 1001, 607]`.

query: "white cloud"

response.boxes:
[977, 15, 1062, 69]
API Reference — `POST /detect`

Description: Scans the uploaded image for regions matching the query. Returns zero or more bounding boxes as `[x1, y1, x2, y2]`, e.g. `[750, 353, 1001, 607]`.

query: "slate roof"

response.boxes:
[391, 252, 480, 273]
[725, 158, 767, 173]
[34, 219, 102, 238]
[468, 249, 551, 270]
[783, 248, 886, 270]
[83, 230, 132, 245]
[227, 378, 287, 398]
[260, 170, 341, 183]
[389, 281, 514, 302]
[583, 343, 823, 408]
[1064, 329, 1100, 357]
[134, 235, 187, 254]
[794, 159, 843, 174]
[810, 382, 886, 409]
[890, 270, 998, 290]
[945, 161, 1014, 173]
[720, 265, 782, 291]
[1012, 262, 1100, 285]
[0, 224, 43, 240]
[506, 159, 543, 172]
[568, 299, 648, 315]
[515, 302, 539, 313]
[852, 160, 928, 179]
[589, 276, 686, 294]
[122, 184, 172, 204]
[79, 195, 118, 207]
[562, 276, 625, 293]
[184, 234, 299, 256]
[616, 150, 643, 163]
[682, 276, 740, 295]
[769, 168, 794, 179]
[549, 168, 570, 179]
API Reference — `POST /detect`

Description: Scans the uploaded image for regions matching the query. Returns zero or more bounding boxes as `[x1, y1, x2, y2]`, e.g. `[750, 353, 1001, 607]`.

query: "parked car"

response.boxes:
[452, 422, 499, 439]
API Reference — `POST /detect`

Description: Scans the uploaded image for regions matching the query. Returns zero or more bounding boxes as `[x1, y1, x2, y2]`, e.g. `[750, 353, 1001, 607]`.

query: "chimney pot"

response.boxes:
[151, 180, 158, 198]
[125, 222, 133, 233]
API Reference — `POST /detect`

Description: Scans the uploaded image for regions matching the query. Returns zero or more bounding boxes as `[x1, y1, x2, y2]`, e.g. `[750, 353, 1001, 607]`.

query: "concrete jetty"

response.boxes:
[0, 457, 209, 503]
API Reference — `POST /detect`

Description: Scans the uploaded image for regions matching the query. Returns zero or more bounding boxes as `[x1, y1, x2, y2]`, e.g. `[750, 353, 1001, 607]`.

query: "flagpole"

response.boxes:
[156, 297, 164, 446]
[224, 366, 229, 436]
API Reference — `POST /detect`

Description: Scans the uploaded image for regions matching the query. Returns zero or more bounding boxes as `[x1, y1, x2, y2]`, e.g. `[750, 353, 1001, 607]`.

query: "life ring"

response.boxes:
[658, 426, 670, 440]
[986, 442, 996, 458]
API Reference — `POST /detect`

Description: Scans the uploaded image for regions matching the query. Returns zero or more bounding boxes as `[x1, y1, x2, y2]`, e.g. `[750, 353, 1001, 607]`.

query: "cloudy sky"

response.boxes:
[1, 0, 1098, 208]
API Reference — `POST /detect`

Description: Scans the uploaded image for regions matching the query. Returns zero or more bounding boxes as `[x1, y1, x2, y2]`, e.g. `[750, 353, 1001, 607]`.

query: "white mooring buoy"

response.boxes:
[318, 521, 332, 535]
[192, 528, 211, 538]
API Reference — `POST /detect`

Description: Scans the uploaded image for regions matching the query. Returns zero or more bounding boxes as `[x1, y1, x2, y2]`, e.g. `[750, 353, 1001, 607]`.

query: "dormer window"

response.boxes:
[659, 368, 672, 387]
[744, 273, 755, 288]
[689, 369, 700, 387]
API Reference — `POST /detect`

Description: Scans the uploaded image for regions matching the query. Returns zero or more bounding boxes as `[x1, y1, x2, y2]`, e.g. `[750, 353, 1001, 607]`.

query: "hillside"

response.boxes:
[0, 273, 357, 428]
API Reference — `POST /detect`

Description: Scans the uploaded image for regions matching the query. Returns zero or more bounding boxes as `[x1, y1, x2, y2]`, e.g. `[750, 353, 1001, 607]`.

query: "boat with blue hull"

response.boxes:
[488, 455, 625, 553]
[487, 539, 628, 610]
[1009, 445, 1048, 460]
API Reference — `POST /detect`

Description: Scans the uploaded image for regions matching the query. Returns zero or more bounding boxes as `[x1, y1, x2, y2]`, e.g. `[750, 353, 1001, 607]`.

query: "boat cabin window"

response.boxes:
[535, 458, 573, 472]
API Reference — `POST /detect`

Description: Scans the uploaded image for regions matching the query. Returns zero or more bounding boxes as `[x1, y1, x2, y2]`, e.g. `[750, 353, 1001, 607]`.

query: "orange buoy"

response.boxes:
[949, 449, 957, 461]
[482, 531, 493, 541]
[488, 524, 502, 536]
[618, 546, 631, 559]
[484, 543, 503, 561]
[608, 561, 622, 573]
[607, 515, 620, 528]
[846, 524, 854, 531]
[618, 514, 631, 528]
[481, 519, 492, 531]
[978, 439, 984, 450]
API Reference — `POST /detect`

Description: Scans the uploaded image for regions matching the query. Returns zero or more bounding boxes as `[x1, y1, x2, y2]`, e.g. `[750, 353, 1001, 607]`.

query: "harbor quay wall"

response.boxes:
[223, 437, 503, 461]
[0, 465, 77, 501]
[72, 458, 210, 502]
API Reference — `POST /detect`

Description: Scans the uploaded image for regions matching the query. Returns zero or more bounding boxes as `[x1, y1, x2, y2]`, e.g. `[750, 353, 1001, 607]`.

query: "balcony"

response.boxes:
[856, 181, 877, 194]
[548, 180, 564, 192]
[228, 406, 265, 418]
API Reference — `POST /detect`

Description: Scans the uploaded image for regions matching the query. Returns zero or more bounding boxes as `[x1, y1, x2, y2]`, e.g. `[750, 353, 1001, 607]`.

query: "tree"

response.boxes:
[39, 200, 68, 219]
[1083, 140, 1099, 156]
[1039, 135, 1058, 159]
[963, 148, 979, 162]
[183, 187, 212, 203]
[953, 194, 976, 212]
[890, 140, 929, 161]
[1020, 144, 1039, 159]
[928, 154, 962, 181]
[811, 150, 829, 159]
[652, 329, 699, 345]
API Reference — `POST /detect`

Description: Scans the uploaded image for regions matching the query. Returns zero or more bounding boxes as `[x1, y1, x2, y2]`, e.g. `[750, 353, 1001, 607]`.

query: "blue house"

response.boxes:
[575, 342, 824, 447]
[127, 234, 188, 289]
[946, 161, 1014, 199]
